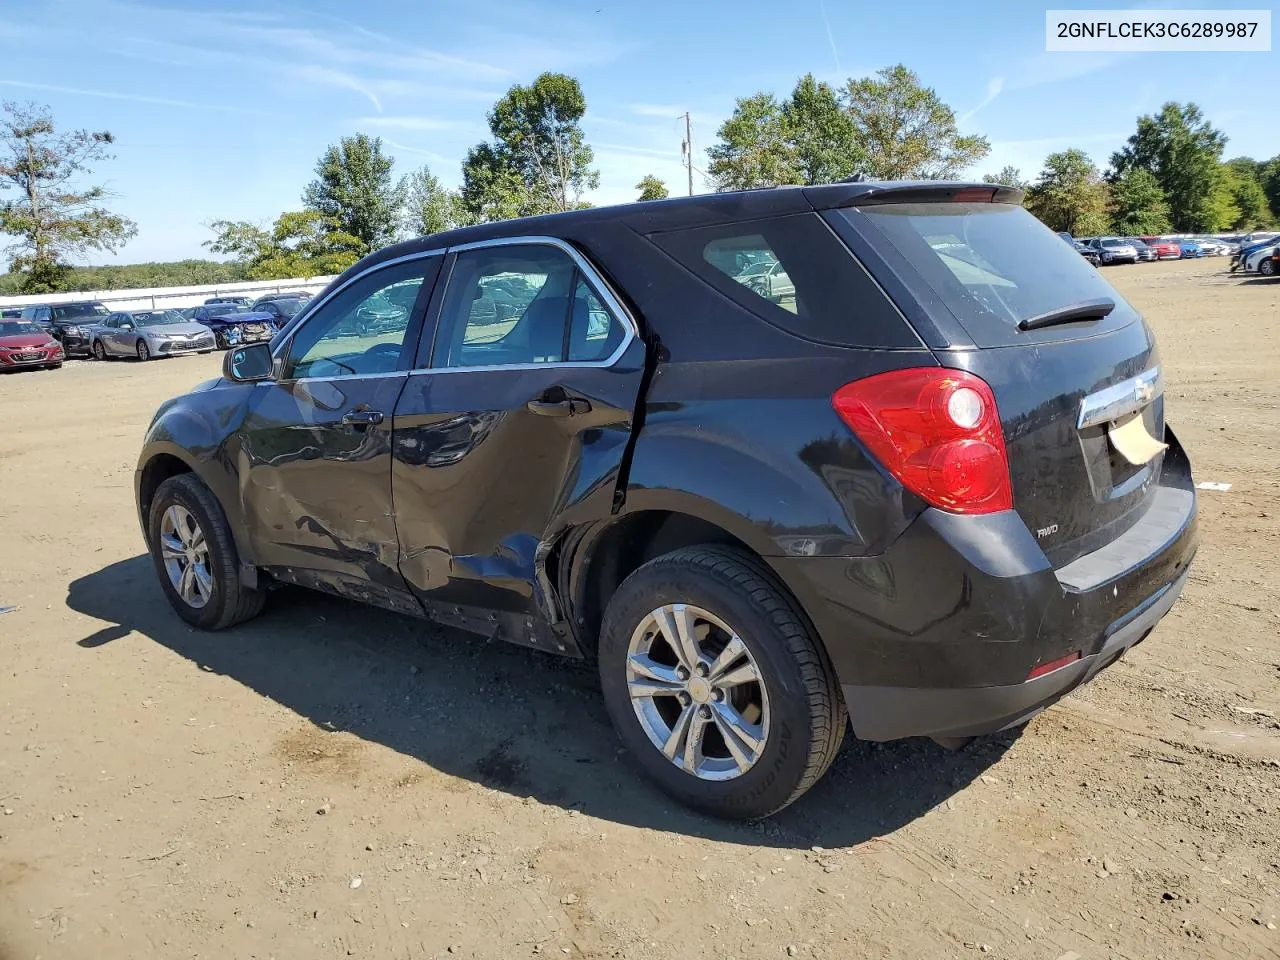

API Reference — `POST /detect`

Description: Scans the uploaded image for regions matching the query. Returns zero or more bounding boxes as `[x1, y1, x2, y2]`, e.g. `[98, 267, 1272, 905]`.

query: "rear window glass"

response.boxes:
[648, 213, 918, 349]
[841, 203, 1134, 340]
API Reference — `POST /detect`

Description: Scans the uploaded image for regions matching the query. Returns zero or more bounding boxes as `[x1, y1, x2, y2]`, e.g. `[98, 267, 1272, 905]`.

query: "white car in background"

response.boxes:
[1193, 238, 1231, 256]
[1241, 241, 1280, 275]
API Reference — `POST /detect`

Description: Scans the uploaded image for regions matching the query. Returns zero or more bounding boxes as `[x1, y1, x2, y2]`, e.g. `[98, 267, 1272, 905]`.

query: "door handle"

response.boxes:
[526, 398, 591, 417]
[341, 409, 385, 427]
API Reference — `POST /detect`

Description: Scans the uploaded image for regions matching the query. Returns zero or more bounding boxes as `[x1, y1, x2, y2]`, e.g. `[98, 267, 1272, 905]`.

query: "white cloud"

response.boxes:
[958, 76, 1005, 125]
[0, 79, 270, 115]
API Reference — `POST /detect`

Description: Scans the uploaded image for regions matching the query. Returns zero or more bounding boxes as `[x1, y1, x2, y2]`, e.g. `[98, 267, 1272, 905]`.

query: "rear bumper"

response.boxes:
[843, 564, 1189, 740]
[767, 427, 1198, 742]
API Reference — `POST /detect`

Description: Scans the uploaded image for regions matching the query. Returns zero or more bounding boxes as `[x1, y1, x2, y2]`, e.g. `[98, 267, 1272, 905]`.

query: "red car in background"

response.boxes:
[0, 319, 65, 371]
[1140, 237, 1182, 260]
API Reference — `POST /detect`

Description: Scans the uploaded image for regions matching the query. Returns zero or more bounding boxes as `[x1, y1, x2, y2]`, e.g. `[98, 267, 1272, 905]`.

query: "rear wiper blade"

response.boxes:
[1018, 297, 1116, 331]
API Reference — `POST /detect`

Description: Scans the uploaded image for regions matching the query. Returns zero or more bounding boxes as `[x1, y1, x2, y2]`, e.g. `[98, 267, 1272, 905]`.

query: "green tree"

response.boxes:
[707, 92, 796, 190]
[401, 164, 463, 237]
[635, 174, 669, 201]
[0, 101, 137, 293]
[982, 166, 1029, 192]
[206, 210, 361, 280]
[461, 73, 599, 221]
[1259, 155, 1280, 222]
[843, 65, 989, 179]
[1025, 149, 1110, 235]
[782, 74, 862, 184]
[302, 133, 402, 253]
[1221, 157, 1272, 228]
[1110, 103, 1227, 232]
[707, 75, 863, 191]
[1108, 168, 1171, 235]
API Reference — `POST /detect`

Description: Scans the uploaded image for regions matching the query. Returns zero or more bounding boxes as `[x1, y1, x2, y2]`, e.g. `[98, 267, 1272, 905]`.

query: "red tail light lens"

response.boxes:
[832, 368, 1013, 514]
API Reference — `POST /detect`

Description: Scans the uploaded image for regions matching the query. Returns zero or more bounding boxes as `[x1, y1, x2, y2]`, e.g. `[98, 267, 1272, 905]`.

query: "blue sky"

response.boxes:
[0, 0, 1274, 263]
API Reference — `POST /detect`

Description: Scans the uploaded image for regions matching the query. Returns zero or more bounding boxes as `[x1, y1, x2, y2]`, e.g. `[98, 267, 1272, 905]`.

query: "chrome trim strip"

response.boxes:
[1078, 367, 1162, 429]
[264, 370, 409, 386]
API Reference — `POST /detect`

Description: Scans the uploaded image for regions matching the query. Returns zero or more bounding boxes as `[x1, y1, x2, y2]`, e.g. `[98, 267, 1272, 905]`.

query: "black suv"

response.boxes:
[20, 300, 110, 356]
[135, 182, 1197, 819]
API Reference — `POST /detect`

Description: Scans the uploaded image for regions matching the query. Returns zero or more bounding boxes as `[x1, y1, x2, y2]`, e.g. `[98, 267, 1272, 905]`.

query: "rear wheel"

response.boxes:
[147, 473, 266, 630]
[598, 546, 846, 820]
[92, 340, 107, 361]
[136, 339, 151, 362]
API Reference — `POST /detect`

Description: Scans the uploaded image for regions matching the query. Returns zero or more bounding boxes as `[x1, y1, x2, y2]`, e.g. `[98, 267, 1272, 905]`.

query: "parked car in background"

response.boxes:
[204, 296, 251, 307]
[191, 304, 277, 349]
[0, 307, 21, 320]
[18, 300, 110, 356]
[1177, 239, 1206, 258]
[1083, 237, 1139, 264]
[250, 296, 307, 328]
[1067, 239, 1101, 265]
[0, 319, 65, 371]
[1126, 238, 1157, 262]
[1140, 238, 1182, 260]
[135, 181, 1197, 818]
[1192, 238, 1230, 256]
[1241, 240, 1280, 275]
[91, 310, 218, 362]
[1231, 234, 1280, 272]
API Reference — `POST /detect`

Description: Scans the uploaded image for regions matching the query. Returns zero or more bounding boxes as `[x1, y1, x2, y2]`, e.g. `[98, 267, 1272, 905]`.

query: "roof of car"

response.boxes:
[358, 180, 1023, 274]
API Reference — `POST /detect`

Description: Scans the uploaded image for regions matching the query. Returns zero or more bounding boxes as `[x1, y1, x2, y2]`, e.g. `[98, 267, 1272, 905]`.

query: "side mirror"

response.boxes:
[223, 342, 274, 382]
[120, 322, 135, 331]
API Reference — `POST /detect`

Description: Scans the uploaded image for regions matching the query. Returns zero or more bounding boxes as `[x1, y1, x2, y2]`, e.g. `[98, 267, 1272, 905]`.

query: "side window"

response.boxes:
[431, 244, 623, 369]
[701, 234, 796, 315]
[284, 259, 432, 380]
[649, 213, 917, 349]
[567, 276, 626, 361]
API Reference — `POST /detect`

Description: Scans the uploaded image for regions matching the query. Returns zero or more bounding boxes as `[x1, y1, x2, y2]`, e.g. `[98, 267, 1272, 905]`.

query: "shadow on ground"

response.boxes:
[67, 556, 1016, 849]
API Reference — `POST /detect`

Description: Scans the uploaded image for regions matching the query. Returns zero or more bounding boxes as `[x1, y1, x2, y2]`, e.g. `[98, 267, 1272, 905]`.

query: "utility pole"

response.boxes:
[682, 111, 693, 197]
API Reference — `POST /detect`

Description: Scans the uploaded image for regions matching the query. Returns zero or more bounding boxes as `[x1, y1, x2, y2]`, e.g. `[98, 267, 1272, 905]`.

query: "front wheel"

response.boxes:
[1261, 259, 1277, 277]
[147, 473, 265, 630]
[92, 340, 107, 361]
[598, 546, 846, 820]
[136, 339, 151, 362]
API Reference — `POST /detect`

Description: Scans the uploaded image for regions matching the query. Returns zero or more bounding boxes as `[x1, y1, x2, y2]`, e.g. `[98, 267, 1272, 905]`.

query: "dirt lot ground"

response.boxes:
[1, 258, 1278, 960]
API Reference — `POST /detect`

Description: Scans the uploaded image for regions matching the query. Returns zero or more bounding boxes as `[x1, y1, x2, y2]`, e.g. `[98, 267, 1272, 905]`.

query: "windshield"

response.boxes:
[52, 303, 108, 320]
[207, 304, 248, 316]
[1101, 239, 1128, 247]
[0, 321, 44, 337]
[846, 202, 1133, 339]
[133, 310, 185, 327]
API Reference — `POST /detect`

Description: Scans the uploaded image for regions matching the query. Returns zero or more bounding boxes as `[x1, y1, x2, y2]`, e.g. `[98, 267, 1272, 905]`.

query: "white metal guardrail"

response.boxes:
[0, 276, 337, 312]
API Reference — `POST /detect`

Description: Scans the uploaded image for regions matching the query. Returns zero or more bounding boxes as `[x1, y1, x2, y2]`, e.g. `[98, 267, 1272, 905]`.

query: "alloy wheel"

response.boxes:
[626, 603, 769, 781]
[159, 504, 213, 608]
[137, 339, 150, 361]
[93, 341, 106, 361]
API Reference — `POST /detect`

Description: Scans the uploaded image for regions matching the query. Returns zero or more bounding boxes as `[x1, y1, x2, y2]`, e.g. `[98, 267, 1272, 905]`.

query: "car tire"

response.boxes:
[147, 473, 266, 631]
[214, 332, 227, 350]
[1261, 259, 1277, 277]
[92, 340, 107, 361]
[598, 546, 847, 820]
[136, 339, 151, 362]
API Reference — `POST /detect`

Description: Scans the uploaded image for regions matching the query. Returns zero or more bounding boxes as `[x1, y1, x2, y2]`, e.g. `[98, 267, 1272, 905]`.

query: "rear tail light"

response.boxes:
[832, 367, 1013, 514]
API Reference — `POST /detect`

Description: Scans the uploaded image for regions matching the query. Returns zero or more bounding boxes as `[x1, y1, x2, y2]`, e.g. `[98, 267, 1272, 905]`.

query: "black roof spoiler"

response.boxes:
[803, 180, 1026, 209]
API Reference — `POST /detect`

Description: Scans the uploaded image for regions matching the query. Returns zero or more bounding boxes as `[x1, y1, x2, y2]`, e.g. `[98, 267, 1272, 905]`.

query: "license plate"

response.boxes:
[13, 353, 40, 362]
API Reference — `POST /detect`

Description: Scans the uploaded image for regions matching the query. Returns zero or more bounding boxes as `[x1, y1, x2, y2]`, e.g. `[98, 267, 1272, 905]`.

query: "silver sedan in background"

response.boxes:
[90, 310, 218, 362]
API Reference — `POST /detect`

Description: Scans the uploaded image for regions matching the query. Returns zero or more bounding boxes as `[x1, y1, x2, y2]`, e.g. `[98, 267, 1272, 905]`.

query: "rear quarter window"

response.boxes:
[646, 212, 920, 349]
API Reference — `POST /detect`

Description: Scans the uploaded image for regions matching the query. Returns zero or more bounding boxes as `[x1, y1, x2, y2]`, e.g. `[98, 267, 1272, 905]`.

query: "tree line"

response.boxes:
[1, 72, 1276, 293]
